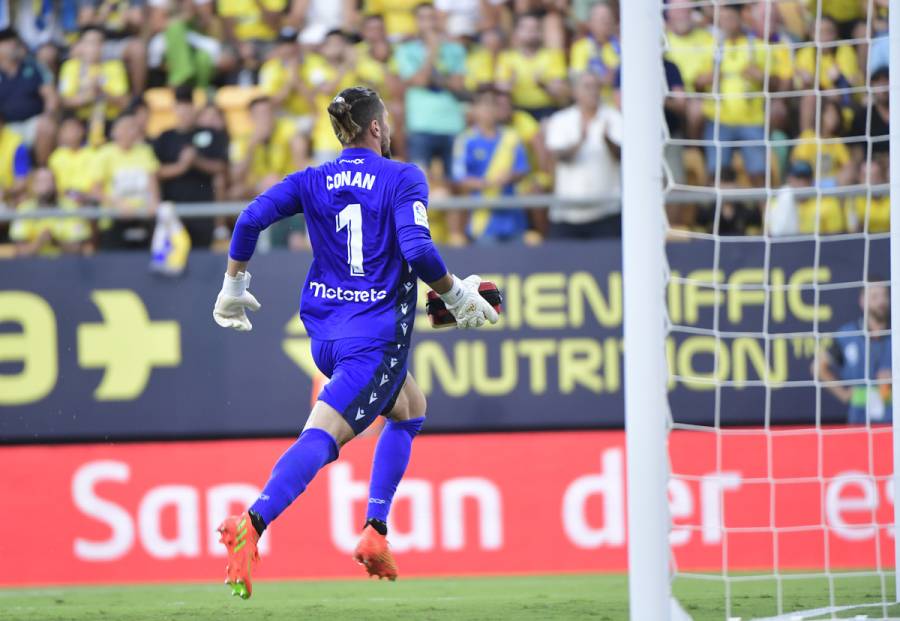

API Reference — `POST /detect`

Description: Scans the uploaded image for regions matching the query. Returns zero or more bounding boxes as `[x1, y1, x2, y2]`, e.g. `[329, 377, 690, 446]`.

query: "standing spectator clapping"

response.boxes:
[394, 4, 466, 178]
[58, 26, 130, 124]
[545, 72, 622, 239]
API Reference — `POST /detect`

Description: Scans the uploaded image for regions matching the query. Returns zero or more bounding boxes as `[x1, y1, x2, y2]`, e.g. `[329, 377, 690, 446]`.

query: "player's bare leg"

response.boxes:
[217, 402, 353, 599]
[354, 374, 427, 580]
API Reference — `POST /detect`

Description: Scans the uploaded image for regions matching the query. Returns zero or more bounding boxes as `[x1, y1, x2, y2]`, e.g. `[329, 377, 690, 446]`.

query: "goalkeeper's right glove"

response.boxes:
[213, 271, 261, 331]
[439, 274, 500, 329]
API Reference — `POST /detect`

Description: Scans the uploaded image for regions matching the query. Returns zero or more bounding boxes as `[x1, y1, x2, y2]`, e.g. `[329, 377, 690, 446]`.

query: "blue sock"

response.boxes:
[250, 428, 338, 527]
[366, 416, 425, 524]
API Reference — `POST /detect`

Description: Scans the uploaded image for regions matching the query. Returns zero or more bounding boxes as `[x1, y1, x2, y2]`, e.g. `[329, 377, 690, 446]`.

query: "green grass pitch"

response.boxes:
[2, 573, 897, 621]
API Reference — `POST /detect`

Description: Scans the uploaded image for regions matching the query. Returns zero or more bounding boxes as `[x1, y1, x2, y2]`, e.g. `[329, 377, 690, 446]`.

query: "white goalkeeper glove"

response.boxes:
[213, 271, 261, 332]
[440, 274, 499, 329]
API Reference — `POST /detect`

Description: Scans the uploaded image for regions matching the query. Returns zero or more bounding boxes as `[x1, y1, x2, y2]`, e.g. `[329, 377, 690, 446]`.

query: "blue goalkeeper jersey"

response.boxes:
[229, 147, 446, 344]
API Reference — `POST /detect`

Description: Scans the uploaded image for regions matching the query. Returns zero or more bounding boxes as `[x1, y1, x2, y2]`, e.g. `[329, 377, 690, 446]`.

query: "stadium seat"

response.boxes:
[215, 86, 262, 139]
[144, 88, 211, 138]
[144, 87, 177, 137]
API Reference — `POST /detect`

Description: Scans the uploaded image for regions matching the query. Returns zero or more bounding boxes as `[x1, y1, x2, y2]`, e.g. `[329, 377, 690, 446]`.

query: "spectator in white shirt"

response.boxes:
[545, 71, 622, 238]
[434, 0, 503, 40]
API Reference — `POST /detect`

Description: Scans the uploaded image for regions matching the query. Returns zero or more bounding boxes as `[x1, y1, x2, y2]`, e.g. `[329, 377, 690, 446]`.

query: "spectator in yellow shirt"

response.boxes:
[795, 15, 861, 131]
[790, 99, 854, 188]
[58, 27, 130, 122]
[78, 0, 149, 95]
[496, 13, 569, 120]
[363, 0, 424, 42]
[357, 13, 389, 58]
[354, 14, 397, 101]
[769, 161, 845, 235]
[48, 115, 102, 207]
[806, 0, 864, 39]
[94, 112, 161, 249]
[465, 28, 504, 92]
[229, 97, 295, 199]
[694, 5, 770, 186]
[665, 5, 716, 140]
[305, 30, 374, 162]
[353, 15, 400, 143]
[10, 168, 90, 256]
[218, 0, 289, 43]
[848, 159, 890, 234]
[569, 3, 620, 103]
[259, 29, 314, 123]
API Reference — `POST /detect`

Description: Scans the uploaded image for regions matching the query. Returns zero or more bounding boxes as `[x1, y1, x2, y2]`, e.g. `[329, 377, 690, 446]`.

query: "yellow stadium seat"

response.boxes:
[215, 86, 262, 139]
[144, 88, 211, 138]
[144, 87, 176, 138]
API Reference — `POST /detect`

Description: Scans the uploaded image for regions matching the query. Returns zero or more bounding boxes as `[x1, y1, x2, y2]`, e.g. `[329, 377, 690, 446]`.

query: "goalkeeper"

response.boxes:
[211, 86, 498, 599]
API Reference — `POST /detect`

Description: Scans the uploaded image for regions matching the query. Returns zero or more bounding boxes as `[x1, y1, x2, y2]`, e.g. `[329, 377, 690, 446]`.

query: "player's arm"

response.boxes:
[811, 340, 851, 404]
[213, 174, 304, 331]
[394, 166, 498, 329]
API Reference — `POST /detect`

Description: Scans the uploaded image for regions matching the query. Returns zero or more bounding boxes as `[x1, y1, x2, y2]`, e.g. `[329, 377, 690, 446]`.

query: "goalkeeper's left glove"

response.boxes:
[439, 274, 499, 329]
[213, 271, 261, 331]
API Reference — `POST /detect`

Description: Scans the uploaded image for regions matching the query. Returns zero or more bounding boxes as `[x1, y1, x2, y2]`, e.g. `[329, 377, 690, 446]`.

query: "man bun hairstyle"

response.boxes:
[327, 86, 383, 145]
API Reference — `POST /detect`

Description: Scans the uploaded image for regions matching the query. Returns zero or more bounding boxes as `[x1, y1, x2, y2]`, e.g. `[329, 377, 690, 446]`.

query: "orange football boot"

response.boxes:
[353, 524, 398, 581]
[217, 512, 260, 599]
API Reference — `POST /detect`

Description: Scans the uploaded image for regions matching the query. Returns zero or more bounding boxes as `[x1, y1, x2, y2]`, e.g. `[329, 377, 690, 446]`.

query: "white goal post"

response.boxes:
[621, 1, 670, 621]
[621, 1, 899, 619]
[890, 0, 899, 606]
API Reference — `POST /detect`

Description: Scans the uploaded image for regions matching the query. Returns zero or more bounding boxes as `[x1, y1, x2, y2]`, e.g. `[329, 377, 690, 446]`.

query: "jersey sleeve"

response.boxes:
[393, 164, 447, 283]
[229, 171, 306, 261]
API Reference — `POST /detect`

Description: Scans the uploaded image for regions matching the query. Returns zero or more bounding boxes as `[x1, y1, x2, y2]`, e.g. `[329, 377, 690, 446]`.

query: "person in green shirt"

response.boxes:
[393, 4, 466, 179]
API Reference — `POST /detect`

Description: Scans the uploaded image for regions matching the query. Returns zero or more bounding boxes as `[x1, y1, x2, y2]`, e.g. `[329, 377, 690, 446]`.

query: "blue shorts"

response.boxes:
[703, 122, 766, 177]
[311, 337, 409, 435]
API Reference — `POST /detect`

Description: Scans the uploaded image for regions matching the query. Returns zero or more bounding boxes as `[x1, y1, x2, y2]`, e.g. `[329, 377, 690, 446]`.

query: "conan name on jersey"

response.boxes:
[326, 170, 377, 191]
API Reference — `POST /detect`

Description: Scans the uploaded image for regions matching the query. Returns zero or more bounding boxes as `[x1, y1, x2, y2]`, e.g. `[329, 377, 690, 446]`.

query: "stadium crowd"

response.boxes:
[0, 0, 891, 256]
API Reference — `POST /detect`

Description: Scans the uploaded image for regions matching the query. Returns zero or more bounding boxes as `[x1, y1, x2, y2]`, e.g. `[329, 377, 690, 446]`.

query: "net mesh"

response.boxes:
[659, 0, 893, 618]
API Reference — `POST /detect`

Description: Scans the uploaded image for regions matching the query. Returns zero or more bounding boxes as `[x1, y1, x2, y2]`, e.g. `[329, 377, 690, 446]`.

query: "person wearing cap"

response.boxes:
[0, 28, 58, 166]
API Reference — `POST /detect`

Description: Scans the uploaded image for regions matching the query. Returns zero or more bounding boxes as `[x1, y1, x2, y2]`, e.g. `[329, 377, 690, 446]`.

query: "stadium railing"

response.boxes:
[0, 184, 889, 222]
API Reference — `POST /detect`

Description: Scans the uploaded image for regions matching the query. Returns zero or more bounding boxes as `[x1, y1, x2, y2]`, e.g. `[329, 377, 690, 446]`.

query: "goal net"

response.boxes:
[623, 0, 896, 619]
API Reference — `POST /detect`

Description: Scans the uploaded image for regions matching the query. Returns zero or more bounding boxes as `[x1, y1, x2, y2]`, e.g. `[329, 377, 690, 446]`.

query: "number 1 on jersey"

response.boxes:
[336, 203, 365, 276]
